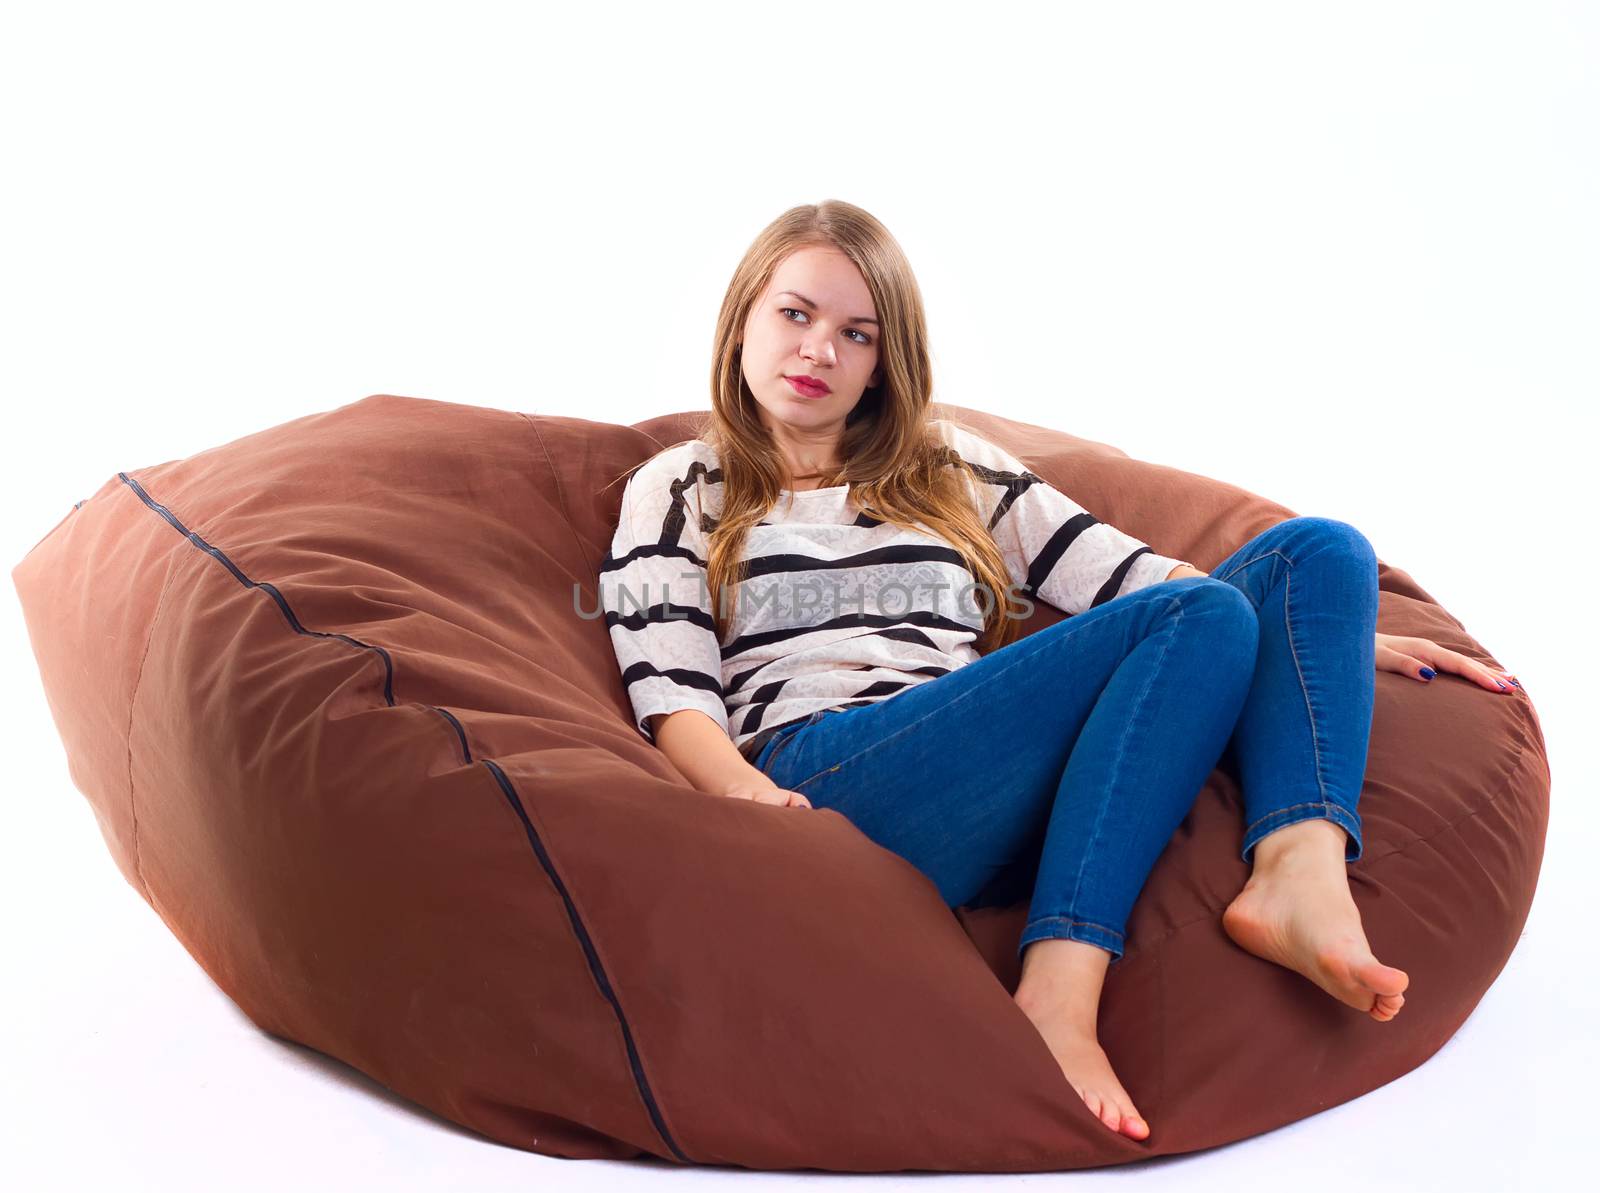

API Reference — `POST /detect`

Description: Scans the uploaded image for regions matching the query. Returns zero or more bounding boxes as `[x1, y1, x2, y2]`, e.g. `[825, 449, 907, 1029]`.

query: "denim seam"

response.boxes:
[1281, 563, 1331, 808]
[1214, 547, 1288, 585]
[1217, 548, 1331, 810]
[756, 713, 821, 775]
[785, 592, 1174, 791]
[1021, 915, 1126, 945]
[1063, 592, 1186, 931]
[757, 727, 798, 775]
[1243, 798, 1357, 837]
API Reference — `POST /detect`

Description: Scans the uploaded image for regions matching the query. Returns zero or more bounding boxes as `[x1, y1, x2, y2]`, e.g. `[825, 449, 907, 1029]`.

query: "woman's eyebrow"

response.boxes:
[776, 289, 879, 326]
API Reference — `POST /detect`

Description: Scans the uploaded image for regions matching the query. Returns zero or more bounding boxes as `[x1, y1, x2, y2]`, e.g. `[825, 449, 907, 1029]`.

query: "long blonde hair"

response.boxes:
[620, 199, 1024, 655]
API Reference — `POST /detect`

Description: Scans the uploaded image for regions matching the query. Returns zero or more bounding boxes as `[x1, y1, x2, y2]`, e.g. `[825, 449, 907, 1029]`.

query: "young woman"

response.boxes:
[599, 199, 1522, 1142]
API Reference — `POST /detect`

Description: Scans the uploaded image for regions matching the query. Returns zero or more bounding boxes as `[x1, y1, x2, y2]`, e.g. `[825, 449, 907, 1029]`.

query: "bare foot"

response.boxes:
[1222, 821, 1409, 1020]
[1014, 996, 1150, 1140]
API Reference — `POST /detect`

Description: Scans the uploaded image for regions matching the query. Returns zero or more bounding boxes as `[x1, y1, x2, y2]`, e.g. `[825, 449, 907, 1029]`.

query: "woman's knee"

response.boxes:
[1168, 577, 1260, 661]
[1276, 515, 1378, 569]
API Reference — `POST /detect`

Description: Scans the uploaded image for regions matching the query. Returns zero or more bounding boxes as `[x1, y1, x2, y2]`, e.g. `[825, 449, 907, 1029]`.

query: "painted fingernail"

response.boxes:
[1496, 679, 1507, 689]
[1511, 678, 1522, 689]
[1420, 667, 1436, 680]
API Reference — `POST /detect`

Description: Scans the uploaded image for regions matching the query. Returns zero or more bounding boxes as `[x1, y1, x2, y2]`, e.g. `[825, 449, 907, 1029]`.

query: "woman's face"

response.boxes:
[739, 245, 883, 449]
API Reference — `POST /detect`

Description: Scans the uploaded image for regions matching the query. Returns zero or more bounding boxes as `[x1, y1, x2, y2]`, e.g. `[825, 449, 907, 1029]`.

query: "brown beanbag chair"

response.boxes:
[11, 393, 1549, 1170]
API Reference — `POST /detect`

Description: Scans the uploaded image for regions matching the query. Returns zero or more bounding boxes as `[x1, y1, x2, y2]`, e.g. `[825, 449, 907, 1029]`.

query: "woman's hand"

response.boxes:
[716, 772, 814, 809]
[1376, 632, 1522, 694]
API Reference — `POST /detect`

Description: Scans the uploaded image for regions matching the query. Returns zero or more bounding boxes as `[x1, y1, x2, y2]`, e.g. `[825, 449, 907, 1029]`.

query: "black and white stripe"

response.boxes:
[600, 419, 1190, 756]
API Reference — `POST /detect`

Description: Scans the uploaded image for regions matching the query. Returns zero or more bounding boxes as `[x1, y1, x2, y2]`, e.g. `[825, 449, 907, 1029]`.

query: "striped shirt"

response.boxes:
[599, 418, 1191, 763]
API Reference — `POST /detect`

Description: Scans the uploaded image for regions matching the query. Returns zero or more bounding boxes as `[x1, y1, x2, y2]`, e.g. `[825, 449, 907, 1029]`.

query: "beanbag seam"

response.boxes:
[481, 758, 693, 1164]
[116, 469, 689, 1164]
[520, 411, 599, 580]
[121, 496, 188, 906]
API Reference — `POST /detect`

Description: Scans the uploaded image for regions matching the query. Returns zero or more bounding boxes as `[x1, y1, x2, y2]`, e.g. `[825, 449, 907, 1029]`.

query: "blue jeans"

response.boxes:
[749, 516, 1378, 965]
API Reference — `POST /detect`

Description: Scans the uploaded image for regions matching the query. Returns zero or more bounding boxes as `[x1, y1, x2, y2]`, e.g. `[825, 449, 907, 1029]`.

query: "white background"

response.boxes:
[3, 2, 1594, 1189]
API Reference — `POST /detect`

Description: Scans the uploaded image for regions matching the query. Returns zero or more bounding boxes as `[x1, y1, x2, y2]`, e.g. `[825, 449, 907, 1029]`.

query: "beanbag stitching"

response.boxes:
[117, 470, 690, 1164]
[118, 471, 406, 704]
[121, 508, 186, 905]
[520, 412, 597, 581]
[431, 706, 474, 764]
[482, 759, 692, 1164]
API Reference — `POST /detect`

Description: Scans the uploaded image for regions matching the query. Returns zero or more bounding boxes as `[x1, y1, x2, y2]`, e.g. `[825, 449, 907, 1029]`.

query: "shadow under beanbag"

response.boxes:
[12, 393, 1549, 1171]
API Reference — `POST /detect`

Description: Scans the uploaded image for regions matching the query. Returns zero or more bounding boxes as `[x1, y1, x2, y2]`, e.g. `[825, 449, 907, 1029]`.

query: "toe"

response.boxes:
[1362, 958, 1409, 996]
[1370, 991, 1404, 1020]
[1120, 1100, 1149, 1137]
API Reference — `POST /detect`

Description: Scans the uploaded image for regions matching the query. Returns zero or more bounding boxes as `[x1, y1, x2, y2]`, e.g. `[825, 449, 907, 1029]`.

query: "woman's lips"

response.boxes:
[786, 376, 829, 398]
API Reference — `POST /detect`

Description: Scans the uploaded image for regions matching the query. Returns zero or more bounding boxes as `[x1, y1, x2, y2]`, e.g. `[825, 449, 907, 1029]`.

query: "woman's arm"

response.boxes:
[648, 709, 779, 797]
[1166, 563, 1209, 580]
[649, 710, 813, 808]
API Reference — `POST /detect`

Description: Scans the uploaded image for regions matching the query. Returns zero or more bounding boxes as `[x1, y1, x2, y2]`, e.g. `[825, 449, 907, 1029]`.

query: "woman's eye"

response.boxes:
[779, 307, 872, 345]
